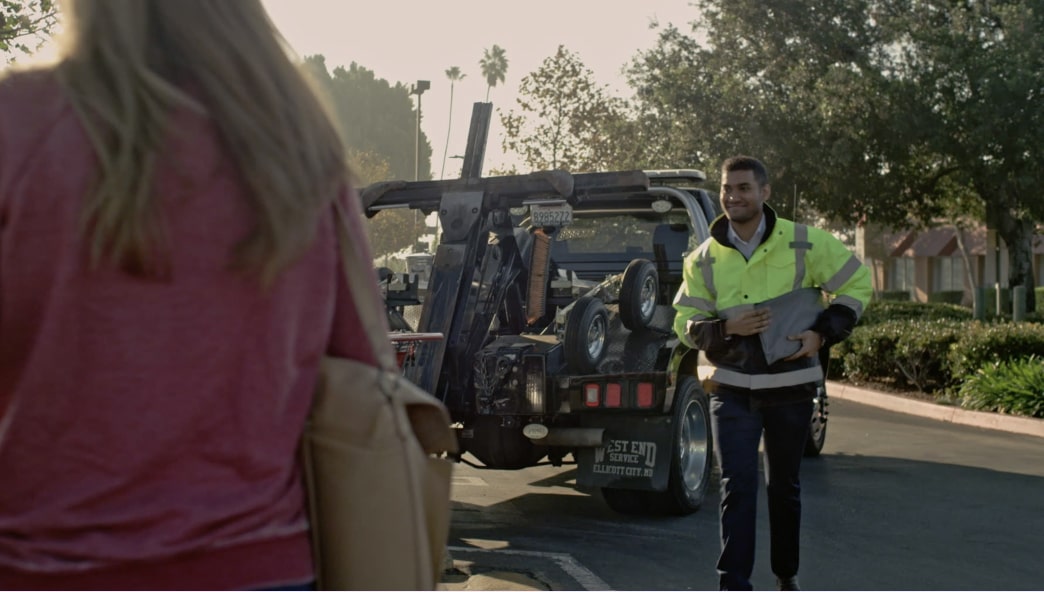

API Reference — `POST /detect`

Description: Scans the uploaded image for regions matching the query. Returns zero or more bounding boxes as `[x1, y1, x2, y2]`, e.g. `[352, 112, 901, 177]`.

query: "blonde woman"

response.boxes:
[0, 1, 384, 588]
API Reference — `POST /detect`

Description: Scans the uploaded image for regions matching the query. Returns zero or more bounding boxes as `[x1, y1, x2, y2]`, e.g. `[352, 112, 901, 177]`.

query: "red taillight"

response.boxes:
[605, 383, 622, 407]
[584, 383, 601, 407]
[637, 383, 654, 408]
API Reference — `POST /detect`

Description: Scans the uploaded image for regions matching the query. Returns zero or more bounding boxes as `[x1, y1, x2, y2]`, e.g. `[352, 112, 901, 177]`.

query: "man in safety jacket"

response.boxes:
[672, 156, 871, 591]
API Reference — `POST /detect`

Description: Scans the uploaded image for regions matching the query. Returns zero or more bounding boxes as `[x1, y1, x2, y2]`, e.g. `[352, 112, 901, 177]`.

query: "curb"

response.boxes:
[825, 380, 1044, 439]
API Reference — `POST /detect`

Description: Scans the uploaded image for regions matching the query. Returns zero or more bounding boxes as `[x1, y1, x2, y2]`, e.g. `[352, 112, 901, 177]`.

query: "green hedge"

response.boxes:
[839, 319, 965, 391]
[947, 322, 1044, 377]
[856, 301, 973, 327]
[836, 303, 1044, 415]
[959, 356, 1044, 418]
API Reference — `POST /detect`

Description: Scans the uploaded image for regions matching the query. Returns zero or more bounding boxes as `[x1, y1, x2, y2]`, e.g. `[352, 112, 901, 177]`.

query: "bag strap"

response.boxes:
[331, 197, 399, 373]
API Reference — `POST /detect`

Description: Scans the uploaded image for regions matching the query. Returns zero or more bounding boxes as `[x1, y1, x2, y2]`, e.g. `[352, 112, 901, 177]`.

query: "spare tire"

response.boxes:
[619, 258, 659, 331]
[564, 296, 609, 373]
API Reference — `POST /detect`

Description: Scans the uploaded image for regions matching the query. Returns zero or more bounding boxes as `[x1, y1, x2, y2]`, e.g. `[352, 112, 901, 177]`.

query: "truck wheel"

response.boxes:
[654, 375, 712, 514]
[468, 417, 545, 469]
[601, 377, 711, 516]
[619, 259, 658, 331]
[804, 383, 828, 457]
[564, 296, 609, 373]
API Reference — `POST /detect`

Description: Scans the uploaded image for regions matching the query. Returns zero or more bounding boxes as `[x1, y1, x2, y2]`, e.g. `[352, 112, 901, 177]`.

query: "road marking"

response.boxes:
[447, 545, 611, 591]
[452, 475, 488, 486]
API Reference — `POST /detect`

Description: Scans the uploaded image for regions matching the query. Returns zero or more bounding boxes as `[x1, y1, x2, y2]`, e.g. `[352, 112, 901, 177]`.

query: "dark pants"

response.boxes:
[709, 389, 812, 591]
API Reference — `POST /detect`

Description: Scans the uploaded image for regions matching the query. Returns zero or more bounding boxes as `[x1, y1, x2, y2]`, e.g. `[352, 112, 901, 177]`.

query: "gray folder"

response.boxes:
[754, 288, 824, 365]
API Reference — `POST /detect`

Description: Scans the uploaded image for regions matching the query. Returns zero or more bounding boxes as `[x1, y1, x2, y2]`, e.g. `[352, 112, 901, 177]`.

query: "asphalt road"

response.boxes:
[445, 398, 1044, 591]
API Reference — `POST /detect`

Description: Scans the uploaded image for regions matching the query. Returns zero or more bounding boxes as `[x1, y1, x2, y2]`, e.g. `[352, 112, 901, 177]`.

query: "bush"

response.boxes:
[958, 356, 1044, 418]
[835, 300, 1044, 415]
[857, 301, 972, 327]
[840, 322, 904, 384]
[891, 320, 966, 391]
[947, 322, 1044, 378]
[840, 319, 964, 391]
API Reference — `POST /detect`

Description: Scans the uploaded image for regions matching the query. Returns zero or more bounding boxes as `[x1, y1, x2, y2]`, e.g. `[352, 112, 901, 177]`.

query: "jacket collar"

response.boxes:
[710, 204, 780, 249]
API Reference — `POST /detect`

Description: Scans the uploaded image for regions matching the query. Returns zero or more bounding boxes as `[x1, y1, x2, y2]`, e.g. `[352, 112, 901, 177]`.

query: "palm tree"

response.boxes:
[440, 66, 466, 179]
[479, 44, 508, 102]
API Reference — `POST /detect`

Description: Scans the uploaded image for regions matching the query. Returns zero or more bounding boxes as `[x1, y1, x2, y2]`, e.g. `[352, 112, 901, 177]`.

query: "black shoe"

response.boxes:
[776, 575, 800, 591]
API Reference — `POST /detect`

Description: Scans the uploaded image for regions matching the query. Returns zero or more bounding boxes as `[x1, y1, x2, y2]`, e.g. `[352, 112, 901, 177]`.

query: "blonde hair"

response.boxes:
[55, 0, 347, 284]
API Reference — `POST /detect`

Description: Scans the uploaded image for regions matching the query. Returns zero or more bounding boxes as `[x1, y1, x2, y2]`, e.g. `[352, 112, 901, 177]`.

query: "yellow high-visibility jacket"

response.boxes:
[672, 206, 872, 391]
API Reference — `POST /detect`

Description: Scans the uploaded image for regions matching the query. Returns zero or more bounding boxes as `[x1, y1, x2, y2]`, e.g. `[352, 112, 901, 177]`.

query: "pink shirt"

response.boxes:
[0, 69, 381, 589]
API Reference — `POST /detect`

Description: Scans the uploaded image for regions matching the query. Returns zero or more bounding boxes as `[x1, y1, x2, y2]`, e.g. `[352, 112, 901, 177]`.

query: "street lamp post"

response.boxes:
[410, 80, 430, 181]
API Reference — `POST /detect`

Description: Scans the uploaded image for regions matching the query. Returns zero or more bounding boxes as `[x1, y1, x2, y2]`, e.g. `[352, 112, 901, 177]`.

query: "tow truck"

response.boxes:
[364, 105, 828, 515]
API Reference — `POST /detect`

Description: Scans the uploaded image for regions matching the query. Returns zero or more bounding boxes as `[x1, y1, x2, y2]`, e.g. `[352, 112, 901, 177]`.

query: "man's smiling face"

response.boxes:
[720, 168, 770, 225]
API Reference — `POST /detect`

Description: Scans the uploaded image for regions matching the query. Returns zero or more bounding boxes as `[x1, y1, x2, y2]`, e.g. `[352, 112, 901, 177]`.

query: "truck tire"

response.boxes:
[655, 375, 712, 514]
[619, 259, 658, 331]
[805, 348, 831, 457]
[468, 417, 545, 469]
[564, 296, 609, 374]
[601, 376, 711, 516]
[804, 383, 828, 457]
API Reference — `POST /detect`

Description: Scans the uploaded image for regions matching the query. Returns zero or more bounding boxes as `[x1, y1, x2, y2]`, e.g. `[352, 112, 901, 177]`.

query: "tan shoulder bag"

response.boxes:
[300, 200, 457, 590]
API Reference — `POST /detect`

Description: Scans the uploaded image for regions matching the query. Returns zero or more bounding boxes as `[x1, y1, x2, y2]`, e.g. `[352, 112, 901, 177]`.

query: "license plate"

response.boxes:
[530, 203, 573, 227]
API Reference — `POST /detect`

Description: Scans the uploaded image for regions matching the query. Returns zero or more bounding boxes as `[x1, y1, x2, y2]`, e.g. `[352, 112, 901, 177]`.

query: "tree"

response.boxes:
[626, 25, 749, 172]
[440, 66, 465, 179]
[479, 44, 508, 101]
[638, 2, 921, 224]
[303, 55, 432, 183]
[889, 0, 1044, 311]
[630, 0, 1041, 311]
[501, 45, 633, 172]
[302, 55, 433, 261]
[0, 0, 57, 61]
[350, 148, 416, 263]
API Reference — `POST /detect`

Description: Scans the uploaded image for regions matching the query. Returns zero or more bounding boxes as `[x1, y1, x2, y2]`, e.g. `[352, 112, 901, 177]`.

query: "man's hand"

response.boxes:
[784, 330, 823, 361]
[724, 309, 772, 337]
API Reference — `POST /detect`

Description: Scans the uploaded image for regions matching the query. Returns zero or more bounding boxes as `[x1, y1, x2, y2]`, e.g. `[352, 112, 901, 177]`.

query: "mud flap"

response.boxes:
[575, 414, 673, 492]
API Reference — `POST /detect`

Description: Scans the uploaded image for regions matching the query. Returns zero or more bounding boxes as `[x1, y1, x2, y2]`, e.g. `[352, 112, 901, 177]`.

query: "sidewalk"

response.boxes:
[439, 381, 1044, 591]
[825, 380, 1044, 439]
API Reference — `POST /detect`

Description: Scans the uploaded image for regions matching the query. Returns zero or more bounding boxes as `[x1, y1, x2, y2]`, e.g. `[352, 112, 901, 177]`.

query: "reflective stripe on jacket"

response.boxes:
[672, 205, 872, 391]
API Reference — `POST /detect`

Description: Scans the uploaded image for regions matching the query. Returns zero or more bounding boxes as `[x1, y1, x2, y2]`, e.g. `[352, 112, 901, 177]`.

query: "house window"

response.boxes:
[932, 256, 965, 292]
[888, 258, 915, 291]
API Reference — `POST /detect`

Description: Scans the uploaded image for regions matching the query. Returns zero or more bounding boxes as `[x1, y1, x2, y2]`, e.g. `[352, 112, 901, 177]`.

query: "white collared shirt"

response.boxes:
[727, 215, 767, 261]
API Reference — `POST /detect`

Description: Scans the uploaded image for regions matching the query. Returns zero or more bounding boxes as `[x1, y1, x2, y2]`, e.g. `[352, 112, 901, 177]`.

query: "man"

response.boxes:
[673, 156, 871, 591]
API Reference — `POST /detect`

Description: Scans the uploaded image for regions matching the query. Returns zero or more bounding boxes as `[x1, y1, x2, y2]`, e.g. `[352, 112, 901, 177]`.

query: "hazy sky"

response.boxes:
[261, 0, 702, 176]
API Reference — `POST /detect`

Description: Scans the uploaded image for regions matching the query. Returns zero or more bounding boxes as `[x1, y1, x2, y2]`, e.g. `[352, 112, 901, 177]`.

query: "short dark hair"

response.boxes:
[721, 155, 770, 186]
